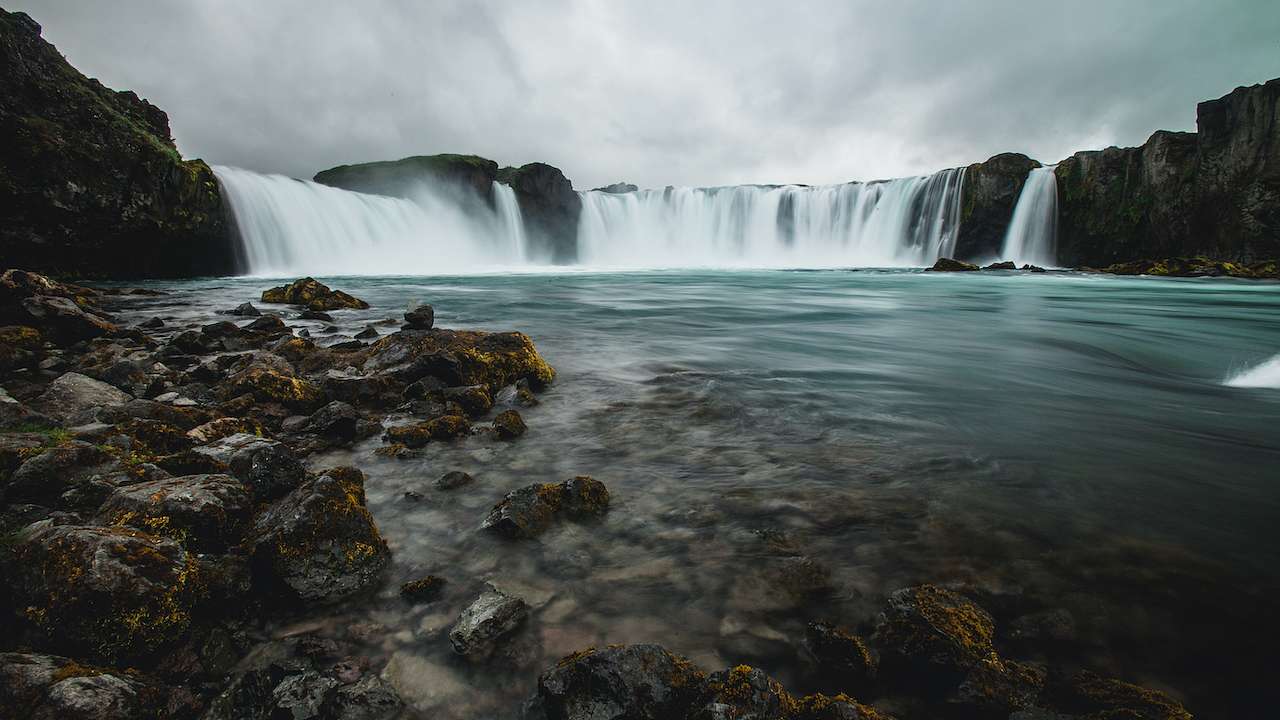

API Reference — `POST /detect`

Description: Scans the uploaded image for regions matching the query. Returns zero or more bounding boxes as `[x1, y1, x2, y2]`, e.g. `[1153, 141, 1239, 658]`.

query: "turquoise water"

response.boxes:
[120, 269, 1280, 717]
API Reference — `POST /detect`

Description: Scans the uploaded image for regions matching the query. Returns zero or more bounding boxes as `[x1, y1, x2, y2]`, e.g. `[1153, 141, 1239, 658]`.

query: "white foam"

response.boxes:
[1224, 354, 1280, 389]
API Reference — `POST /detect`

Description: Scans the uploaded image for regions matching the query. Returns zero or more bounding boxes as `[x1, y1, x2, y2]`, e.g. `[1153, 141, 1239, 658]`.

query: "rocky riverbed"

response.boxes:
[0, 268, 1205, 719]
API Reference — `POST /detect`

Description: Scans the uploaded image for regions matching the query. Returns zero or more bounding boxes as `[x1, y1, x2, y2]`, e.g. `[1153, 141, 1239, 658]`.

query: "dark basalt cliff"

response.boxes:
[497, 162, 582, 263]
[313, 153, 499, 214]
[956, 153, 1041, 260]
[0, 10, 234, 279]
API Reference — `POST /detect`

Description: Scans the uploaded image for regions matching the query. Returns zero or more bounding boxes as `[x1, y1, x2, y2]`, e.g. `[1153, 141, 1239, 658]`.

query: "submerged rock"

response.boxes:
[925, 258, 980, 272]
[361, 328, 555, 394]
[805, 621, 878, 693]
[7, 523, 203, 661]
[355, 325, 380, 340]
[442, 384, 493, 417]
[482, 476, 609, 539]
[448, 584, 529, 661]
[250, 466, 390, 603]
[435, 470, 474, 490]
[261, 277, 370, 311]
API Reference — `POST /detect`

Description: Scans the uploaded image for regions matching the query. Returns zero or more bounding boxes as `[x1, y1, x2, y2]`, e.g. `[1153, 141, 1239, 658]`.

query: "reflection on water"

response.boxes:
[113, 270, 1280, 717]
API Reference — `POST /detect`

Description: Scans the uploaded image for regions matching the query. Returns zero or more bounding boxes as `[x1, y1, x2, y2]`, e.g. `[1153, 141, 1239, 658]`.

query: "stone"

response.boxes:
[244, 315, 289, 335]
[403, 304, 434, 329]
[805, 621, 878, 692]
[35, 372, 131, 424]
[925, 258, 980, 272]
[442, 384, 493, 417]
[360, 328, 555, 393]
[1022, 264, 1047, 272]
[492, 409, 528, 439]
[435, 470, 474, 490]
[3, 440, 116, 504]
[870, 584, 996, 695]
[382, 415, 470, 448]
[528, 644, 708, 720]
[222, 365, 325, 412]
[140, 316, 165, 329]
[946, 656, 1046, 716]
[355, 325, 380, 340]
[982, 261, 1018, 270]
[186, 416, 258, 445]
[448, 584, 529, 661]
[250, 466, 390, 603]
[233, 302, 261, 317]
[304, 400, 364, 444]
[482, 476, 609, 539]
[400, 575, 446, 602]
[7, 523, 203, 661]
[1045, 670, 1190, 720]
[261, 277, 369, 311]
[192, 432, 305, 500]
[98, 474, 252, 552]
[19, 295, 116, 345]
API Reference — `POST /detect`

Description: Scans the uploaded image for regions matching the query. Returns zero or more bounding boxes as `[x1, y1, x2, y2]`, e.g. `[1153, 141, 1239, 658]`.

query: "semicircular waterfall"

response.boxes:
[1000, 165, 1059, 267]
[213, 165, 530, 276]
[578, 168, 966, 268]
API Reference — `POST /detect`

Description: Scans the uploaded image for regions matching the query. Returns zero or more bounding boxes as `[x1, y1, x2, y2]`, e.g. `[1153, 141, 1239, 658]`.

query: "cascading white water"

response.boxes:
[213, 165, 529, 276]
[1000, 165, 1058, 267]
[576, 168, 966, 268]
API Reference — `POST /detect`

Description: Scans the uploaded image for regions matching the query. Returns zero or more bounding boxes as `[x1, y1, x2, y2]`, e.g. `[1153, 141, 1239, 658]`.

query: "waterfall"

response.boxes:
[577, 168, 966, 268]
[1001, 165, 1058, 267]
[213, 165, 529, 276]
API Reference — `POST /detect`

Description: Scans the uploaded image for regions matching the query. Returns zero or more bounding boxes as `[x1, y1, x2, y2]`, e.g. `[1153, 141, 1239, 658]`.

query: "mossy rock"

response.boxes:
[260, 278, 369, 310]
[382, 414, 471, 448]
[99, 474, 253, 552]
[222, 366, 325, 413]
[363, 328, 555, 394]
[482, 476, 609, 539]
[870, 584, 996, 694]
[1047, 670, 1191, 720]
[7, 523, 205, 663]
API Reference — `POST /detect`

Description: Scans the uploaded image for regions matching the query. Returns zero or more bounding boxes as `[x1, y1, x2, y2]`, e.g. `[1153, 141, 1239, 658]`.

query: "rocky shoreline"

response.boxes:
[0, 268, 1196, 719]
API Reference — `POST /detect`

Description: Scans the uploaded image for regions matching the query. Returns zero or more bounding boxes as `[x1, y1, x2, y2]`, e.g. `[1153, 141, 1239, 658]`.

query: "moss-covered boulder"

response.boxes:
[99, 474, 252, 552]
[492, 409, 528, 439]
[6, 523, 205, 662]
[221, 366, 325, 413]
[362, 328, 555, 394]
[530, 644, 708, 720]
[482, 476, 609, 539]
[0, 652, 181, 720]
[870, 585, 996, 694]
[249, 466, 390, 603]
[382, 414, 471, 448]
[260, 277, 369, 311]
[1046, 670, 1191, 720]
[804, 621, 878, 693]
[1097, 256, 1277, 279]
[0, 11, 232, 279]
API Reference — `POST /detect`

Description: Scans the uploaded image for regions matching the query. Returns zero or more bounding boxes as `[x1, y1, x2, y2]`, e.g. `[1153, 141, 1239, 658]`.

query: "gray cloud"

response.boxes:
[14, 0, 1280, 189]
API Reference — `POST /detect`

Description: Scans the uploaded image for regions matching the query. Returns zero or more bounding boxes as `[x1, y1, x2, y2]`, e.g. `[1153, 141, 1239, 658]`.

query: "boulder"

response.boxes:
[925, 258, 980, 272]
[982, 261, 1018, 270]
[1044, 670, 1191, 720]
[232, 302, 261, 317]
[442, 384, 493, 417]
[244, 315, 289, 335]
[299, 309, 333, 321]
[191, 432, 305, 500]
[35, 372, 131, 424]
[482, 476, 609, 539]
[529, 644, 708, 720]
[354, 325, 379, 340]
[400, 575, 446, 603]
[7, 523, 204, 661]
[186, 416, 259, 445]
[804, 621, 878, 693]
[221, 365, 325, 412]
[98, 474, 252, 552]
[250, 466, 390, 603]
[260, 278, 369, 311]
[448, 584, 529, 661]
[21, 295, 116, 345]
[435, 470, 474, 490]
[403, 304, 434, 329]
[382, 415, 470, 448]
[870, 585, 996, 695]
[303, 400, 366, 444]
[3, 440, 116, 504]
[361, 328, 555, 394]
[492, 409, 528, 439]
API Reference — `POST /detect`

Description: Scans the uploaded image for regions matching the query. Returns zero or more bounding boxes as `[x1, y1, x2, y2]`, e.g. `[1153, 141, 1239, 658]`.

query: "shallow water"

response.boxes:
[112, 270, 1280, 718]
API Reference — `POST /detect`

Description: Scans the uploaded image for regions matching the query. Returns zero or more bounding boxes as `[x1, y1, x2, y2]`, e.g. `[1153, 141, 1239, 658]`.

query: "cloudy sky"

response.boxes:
[16, 0, 1280, 189]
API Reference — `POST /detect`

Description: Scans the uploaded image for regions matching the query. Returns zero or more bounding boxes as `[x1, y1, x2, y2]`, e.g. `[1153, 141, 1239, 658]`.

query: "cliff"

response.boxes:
[0, 9, 234, 279]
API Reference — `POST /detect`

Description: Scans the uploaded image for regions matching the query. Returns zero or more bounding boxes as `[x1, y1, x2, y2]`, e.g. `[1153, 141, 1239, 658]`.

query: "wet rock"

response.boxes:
[946, 656, 1046, 716]
[982, 261, 1018, 270]
[1043, 670, 1190, 720]
[329, 338, 365, 350]
[140, 316, 165, 329]
[186, 416, 259, 445]
[304, 400, 366, 445]
[113, 417, 192, 455]
[482, 476, 609, 539]
[442, 384, 493, 417]
[1022, 264, 1047, 273]
[35, 372, 131, 424]
[361, 328, 555, 393]
[98, 474, 252, 552]
[7, 523, 203, 661]
[403, 376, 444, 400]
[870, 584, 996, 695]
[0, 325, 44, 373]
[400, 575, 446, 602]
[192, 432, 305, 500]
[19, 295, 116, 344]
[529, 644, 708, 720]
[448, 584, 529, 661]
[926, 258, 980, 272]
[3, 440, 116, 504]
[244, 315, 289, 335]
[250, 466, 390, 603]
[382, 415, 471, 448]
[299, 309, 333, 321]
[403, 304, 434, 330]
[355, 325, 380, 340]
[222, 365, 325, 412]
[320, 370, 399, 409]
[232, 302, 261, 317]
[261, 277, 370, 311]
[322, 674, 403, 720]
[805, 621, 878, 693]
[1008, 608, 1078, 644]
[436, 470, 474, 490]
[492, 408, 528, 439]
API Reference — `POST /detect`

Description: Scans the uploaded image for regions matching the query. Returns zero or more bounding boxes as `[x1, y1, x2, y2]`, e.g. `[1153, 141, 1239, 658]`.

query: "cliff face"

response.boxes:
[955, 153, 1040, 261]
[0, 10, 233, 279]
[497, 163, 582, 263]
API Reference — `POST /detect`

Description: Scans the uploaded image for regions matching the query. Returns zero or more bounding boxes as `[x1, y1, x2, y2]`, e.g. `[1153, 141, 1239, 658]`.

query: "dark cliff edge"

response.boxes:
[0, 9, 235, 279]
[955, 153, 1041, 260]
[497, 163, 581, 263]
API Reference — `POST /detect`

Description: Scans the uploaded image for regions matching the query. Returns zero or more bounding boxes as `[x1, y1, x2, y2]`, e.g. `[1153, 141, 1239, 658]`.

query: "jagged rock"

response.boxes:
[400, 575, 446, 602]
[221, 365, 325, 412]
[250, 466, 390, 603]
[18, 296, 116, 345]
[404, 304, 434, 329]
[3, 440, 116, 504]
[529, 644, 708, 720]
[492, 408, 527, 439]
[186, 416, 259, 445]
[315, 154, 498, 204]
[303, 400, 366, 444]
[35, 372, 131, 424]
[244, 315, 289, 335]
[442, 384, 492, 417]
[435, 470, 474, 490]
[946, 656, 1046, 716]
[360, 327, 555, 394]
[448, 584, 529, 661]
[805, 621, 878, 693]
[382, 415, 470, 448]
[0, 12, 230, 278]
[355, 325, 380, 340]
[870, 585, 996, 695]
[1044, 670, 1190, 720]
[482, 476, 609, 538]
[261, 278, 369, 311]
[7, 523, 203, 661]
[98, 474, 252, 552]
[232, 302, 261, 317]
[1022, 264, 1047, 273]
[925, 258, 980, 272]
[982, 261, 1018, 270]
[191, 432, 305, 500]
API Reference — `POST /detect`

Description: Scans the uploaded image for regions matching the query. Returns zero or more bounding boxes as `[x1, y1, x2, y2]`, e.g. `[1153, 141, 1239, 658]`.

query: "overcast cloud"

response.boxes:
[13, 0, 1280, 189]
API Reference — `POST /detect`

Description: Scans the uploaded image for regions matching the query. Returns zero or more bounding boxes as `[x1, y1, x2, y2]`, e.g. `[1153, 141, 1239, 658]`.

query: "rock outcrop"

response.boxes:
[497, 162, 583, 262]
[956, 153, 1041, 260]
[314, 153, 498, 211]
[0, 10, 233, 278]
